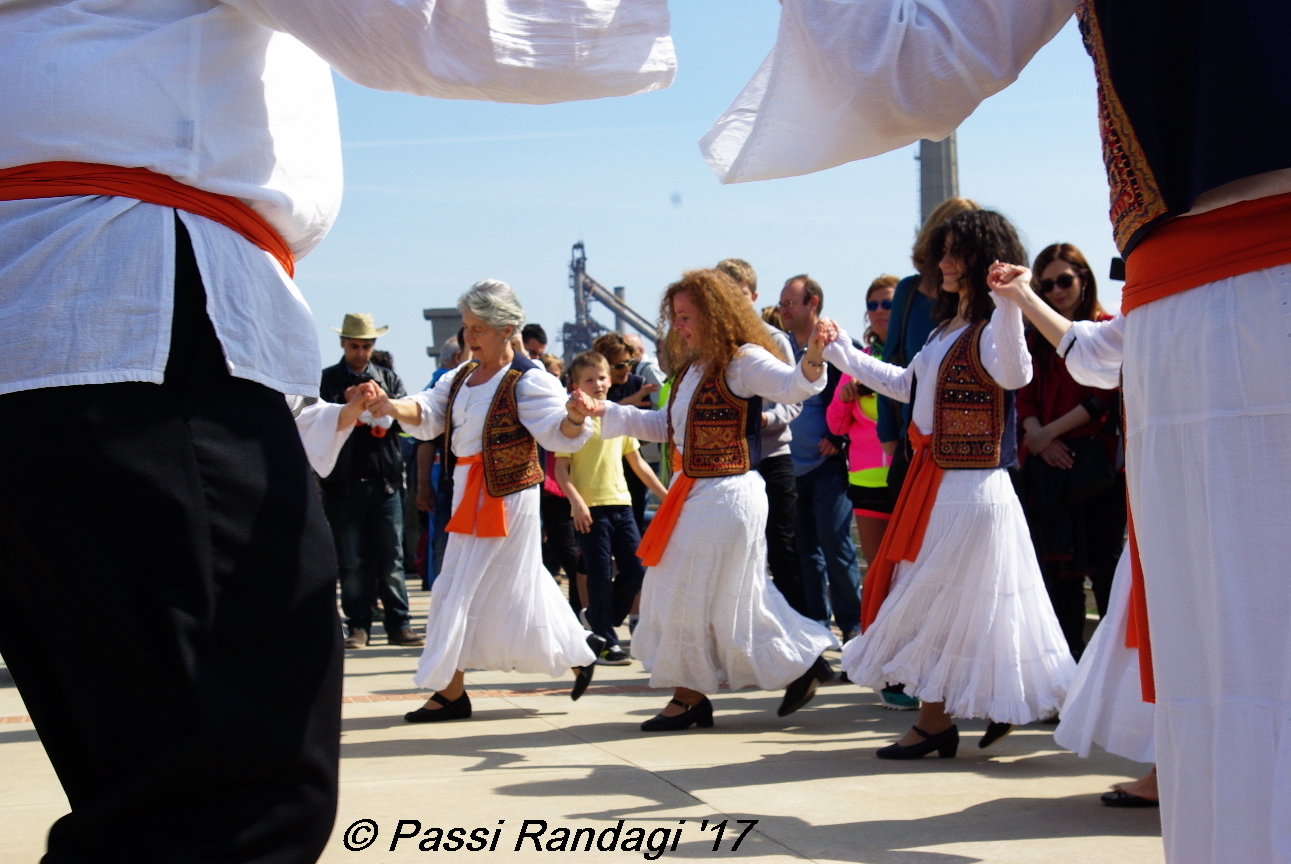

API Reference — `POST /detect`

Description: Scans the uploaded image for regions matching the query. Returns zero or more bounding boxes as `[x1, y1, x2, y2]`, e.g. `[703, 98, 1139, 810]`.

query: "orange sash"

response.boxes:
[0, 161, 295, 277]
[1124, 506, 1155, 703]
[445, 453, 508, 538]
[636, 472, 695, 567]
[859, 426, 945, 632]
[1122, 191, 1291, 313]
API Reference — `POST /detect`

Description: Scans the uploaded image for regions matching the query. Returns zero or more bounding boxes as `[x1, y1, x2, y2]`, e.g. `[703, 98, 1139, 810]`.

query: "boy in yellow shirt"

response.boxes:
[555, 351, 668, 665]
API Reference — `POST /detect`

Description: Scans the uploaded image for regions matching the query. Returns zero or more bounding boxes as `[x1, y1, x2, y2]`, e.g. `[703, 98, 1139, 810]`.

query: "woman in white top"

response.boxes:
[987, 279, 1158, 806]
[574, 269, 838, 731]
[822, 211, 1075, 758]
[372, 280, 599, 721]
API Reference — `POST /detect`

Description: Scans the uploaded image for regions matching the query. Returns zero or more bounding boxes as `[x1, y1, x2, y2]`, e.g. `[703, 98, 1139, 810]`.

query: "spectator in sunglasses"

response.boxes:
[1017, 243, 1123, 660]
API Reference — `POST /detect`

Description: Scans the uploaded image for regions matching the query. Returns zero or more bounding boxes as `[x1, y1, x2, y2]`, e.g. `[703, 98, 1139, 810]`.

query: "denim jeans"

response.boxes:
[575, 505, 646, 647]
[321, 479, 412, 634]
[794, 458, 861, 632]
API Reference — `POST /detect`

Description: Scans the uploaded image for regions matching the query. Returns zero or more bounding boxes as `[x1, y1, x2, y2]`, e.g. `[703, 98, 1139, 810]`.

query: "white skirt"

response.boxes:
[1123, 267, 1291, 864]
[840, 466, 1076, 724]
[412, 475, 595, 692]
[1054, 551, 1156, 763]
[633, 470, 837, 694]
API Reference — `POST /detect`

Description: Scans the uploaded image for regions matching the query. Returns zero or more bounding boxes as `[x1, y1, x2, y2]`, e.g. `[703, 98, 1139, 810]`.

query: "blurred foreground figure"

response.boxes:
[704, 3, 1291, 858]
[0, 2, 673, 860]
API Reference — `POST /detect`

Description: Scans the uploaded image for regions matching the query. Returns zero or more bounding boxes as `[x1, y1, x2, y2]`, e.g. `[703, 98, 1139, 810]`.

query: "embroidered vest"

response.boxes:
[931, 322, 1017, 470]
[444, 355, 545, 497]
[1078, 0, 1291, 256]
[668, 362, 763, 478]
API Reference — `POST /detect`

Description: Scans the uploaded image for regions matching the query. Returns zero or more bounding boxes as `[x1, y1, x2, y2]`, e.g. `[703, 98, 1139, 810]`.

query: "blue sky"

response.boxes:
[297, 4, 1115, 389]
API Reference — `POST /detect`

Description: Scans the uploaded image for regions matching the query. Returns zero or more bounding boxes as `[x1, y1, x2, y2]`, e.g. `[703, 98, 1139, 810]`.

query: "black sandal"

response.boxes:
[405, 690, 472, 723]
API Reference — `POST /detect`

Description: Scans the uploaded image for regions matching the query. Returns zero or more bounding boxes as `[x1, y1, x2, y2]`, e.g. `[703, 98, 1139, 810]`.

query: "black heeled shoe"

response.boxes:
[641, 697, 714, 731]
[979, 721, 1014, 749]
[876, 724, 959, 759]
[571, 634, 608, 701]
[778, 655, 836, 717]
[405, 690, 472, 723]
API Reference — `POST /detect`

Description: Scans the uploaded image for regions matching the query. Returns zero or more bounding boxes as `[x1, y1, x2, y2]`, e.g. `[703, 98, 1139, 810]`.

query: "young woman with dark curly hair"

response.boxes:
[821, 210, 1076, 759]
[574, 269, 838, 731]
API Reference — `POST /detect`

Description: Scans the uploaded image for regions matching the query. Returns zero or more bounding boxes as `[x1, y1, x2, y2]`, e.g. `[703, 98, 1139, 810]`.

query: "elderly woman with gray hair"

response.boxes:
[371, 280, 600, 721]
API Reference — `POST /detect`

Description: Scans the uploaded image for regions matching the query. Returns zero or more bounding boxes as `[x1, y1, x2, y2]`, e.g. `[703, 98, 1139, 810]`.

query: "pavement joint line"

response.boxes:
[342, 679, 853, 703]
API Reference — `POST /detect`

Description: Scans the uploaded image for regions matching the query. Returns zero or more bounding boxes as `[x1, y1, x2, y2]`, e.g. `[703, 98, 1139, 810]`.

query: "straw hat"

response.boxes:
[332, 312, 389, 339]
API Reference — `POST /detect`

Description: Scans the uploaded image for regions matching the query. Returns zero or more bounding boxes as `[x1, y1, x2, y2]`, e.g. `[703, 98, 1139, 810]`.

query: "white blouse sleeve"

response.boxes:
[823, 333, 915, 402]
[600, 401, 670, 444]
[291, 399, 355, 477]
[516, 369, 595, 452]
[979, 295, 1033, 390]
[700, 0, 1078, 183]
[1059, 315, 1125, 389]
[399, 373, 455, 441]
[224, 0, 675, 104]
[725, 344, 827, 403]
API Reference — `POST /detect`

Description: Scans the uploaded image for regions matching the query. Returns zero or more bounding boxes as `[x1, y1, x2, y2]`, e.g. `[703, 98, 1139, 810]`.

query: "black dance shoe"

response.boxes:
[1100, 789, 1159, 808]
[405, 691, 471, 723]
[978, 721, 1014, 749]
[777, 655, 836, 717]
[571, 634, 608, 701]
[876, 724, 960, 759]
[641, 697, 714, 731]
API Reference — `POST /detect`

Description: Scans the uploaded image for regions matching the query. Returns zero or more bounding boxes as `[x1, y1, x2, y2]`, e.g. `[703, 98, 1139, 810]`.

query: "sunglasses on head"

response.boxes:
[866, 299, 893, 312]
[1039, 273, 1077, 293]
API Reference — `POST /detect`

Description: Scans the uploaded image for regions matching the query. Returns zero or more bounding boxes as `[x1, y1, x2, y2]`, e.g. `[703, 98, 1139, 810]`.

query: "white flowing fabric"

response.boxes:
[700, 0, 1076, 183]
[600, 345, 836, 693]
[401, 364, 595, 692]
[289, 397, 354, 477]
[1054, 551, 1155, 763]
[1122, 267, 1291, 864]
[825, 302, 1076, 724]
[0, 0, 674, 397]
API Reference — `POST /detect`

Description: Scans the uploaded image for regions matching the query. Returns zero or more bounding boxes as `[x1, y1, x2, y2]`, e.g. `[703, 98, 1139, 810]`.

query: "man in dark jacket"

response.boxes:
[319, 313, 423, 649]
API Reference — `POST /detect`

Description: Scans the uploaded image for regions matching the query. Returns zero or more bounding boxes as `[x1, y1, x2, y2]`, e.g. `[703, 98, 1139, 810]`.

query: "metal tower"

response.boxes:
[561, 242, 660, 363]
[918, 133, 960, 224]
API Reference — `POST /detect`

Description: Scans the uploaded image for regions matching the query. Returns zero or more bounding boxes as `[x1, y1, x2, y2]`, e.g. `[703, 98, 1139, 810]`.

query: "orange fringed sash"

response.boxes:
[1122, 191, 1291, 313]
[0, 162, 295, 276]
[859, 426, 944, 632]
[636, 472, 694, 567]
[445, 453, 508, 538]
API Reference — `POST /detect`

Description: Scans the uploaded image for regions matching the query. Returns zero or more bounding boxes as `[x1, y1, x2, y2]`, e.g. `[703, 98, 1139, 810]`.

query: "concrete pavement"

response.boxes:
[0, 586, 1163, 862]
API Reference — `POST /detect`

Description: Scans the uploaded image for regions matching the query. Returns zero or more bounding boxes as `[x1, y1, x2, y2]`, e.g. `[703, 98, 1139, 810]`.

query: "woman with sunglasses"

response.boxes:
[827, 275, 898, 578]
[1017, 244, 1123, 660]
[821, 210, 1075, 759]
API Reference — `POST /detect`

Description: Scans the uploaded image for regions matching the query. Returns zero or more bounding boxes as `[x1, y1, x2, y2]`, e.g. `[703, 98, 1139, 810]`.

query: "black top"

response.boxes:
[318, 359, 407, 492]
[607, 373, 646, 406]
[1084, 0, 1291, 253]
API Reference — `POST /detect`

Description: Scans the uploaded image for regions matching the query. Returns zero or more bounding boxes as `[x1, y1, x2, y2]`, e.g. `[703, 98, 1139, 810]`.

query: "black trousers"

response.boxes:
[0, 221, 342, 863]
[757, 454, 808, 615]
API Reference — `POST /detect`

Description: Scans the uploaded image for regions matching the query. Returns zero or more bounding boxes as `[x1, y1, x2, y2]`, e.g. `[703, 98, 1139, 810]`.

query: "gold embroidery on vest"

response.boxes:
[1078, 0, 1168, 253]
[445, 361, 544, 497]
[669, 363, 753, 478]
[932, 323, 1006, 469]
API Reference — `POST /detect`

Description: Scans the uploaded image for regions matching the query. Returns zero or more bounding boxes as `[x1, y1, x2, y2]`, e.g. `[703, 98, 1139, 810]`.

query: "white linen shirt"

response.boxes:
[823, 296, 1032, 436]
[0, 0, 674, 397]
[700, 0, 1077, 184]
[600, 344, 825, 455]
[401, 364, 593, 457]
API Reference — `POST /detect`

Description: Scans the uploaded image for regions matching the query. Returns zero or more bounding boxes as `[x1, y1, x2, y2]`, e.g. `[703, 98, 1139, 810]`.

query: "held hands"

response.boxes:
[566, 389, 606, 421]
[338, 381, 383, 430]
[987, 261, 1033, 303]
[809, 317, 840, 358]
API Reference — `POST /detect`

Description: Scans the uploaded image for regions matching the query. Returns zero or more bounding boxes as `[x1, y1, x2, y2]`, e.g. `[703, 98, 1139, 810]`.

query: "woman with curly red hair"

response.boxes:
[576, 269, 838, 731]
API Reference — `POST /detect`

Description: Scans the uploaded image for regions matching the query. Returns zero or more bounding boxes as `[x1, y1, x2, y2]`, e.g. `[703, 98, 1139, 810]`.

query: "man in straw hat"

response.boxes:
[319, 314, 423, 651]
[0, 1, 674, 860]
